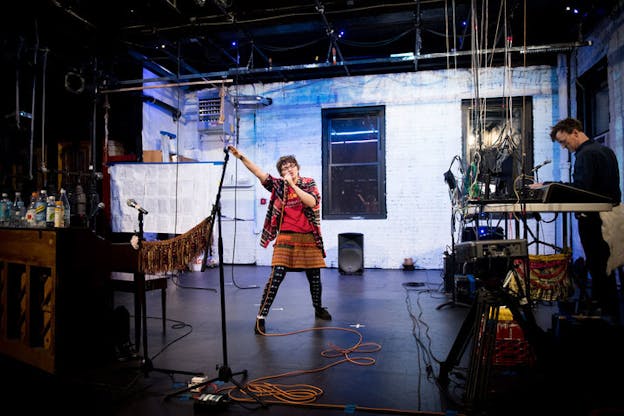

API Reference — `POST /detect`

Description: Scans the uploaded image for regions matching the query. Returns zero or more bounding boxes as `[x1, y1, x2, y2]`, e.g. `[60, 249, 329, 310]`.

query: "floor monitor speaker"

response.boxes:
[338, 233, 364, 275]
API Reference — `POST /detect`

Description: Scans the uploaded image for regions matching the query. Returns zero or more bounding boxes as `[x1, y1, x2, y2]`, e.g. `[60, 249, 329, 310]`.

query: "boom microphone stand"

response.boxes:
[129, 206, 201, 378]
[164, 148, 266, 407]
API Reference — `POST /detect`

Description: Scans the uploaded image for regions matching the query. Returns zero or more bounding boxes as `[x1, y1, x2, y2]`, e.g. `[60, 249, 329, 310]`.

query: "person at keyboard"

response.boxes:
[546, 118, 621, 321]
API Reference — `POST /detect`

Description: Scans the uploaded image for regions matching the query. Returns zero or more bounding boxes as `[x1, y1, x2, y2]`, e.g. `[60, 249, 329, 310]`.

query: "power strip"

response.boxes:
[193, 393, 230, 412]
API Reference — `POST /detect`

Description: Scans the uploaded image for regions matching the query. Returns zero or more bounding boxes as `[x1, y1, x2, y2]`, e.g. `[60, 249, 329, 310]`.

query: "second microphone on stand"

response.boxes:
[127, 199, 149, 215]
[531, 159, 551, 173]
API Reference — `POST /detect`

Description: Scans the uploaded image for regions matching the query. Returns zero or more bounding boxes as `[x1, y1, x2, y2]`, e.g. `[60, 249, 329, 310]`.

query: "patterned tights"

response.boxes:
[257, 266, 322, 317]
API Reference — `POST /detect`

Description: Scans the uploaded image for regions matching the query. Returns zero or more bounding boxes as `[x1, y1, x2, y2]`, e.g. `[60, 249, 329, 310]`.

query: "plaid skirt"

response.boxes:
[271, 231, 326, 269]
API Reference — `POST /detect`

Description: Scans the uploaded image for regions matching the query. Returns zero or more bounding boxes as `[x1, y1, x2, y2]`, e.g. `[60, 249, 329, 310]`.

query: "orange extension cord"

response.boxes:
[203, 325, 461, 416]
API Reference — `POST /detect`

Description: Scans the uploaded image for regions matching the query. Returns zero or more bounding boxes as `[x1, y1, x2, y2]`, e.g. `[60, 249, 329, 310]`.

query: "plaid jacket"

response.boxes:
[260, 174, 326, 257]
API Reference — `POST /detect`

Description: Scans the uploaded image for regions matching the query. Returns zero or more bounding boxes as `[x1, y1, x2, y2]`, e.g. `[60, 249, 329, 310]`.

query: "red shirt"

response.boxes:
[280, 185, 314, 233]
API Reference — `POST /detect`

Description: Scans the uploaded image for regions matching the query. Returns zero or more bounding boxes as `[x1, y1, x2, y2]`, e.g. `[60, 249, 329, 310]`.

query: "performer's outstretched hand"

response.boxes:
[228, 145, 240, 159]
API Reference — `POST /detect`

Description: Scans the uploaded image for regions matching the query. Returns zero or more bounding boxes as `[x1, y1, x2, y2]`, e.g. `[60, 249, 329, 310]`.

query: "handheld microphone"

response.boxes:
[223, 138, 232, 154]
[127, 199, 149, 215]
[531, 159, 551, 172]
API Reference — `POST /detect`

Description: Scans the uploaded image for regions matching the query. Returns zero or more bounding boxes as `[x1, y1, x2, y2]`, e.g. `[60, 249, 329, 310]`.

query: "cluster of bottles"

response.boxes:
[0, 188, 73, 228]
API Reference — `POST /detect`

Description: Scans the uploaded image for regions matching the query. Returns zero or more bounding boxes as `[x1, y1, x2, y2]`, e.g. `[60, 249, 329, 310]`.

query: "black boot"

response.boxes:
[254, 318, 266, 334]
[315, 307, 332, 320]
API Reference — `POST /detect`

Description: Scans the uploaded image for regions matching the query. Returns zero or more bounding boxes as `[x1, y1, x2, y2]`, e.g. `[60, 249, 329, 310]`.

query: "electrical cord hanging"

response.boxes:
[228, 82, 259, 290]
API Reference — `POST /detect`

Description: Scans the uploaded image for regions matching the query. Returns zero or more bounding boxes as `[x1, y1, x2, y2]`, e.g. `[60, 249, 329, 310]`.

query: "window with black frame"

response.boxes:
[461, 97, 533, 200]
[322, 106, 386, 219]
[577, 58, 609, 145]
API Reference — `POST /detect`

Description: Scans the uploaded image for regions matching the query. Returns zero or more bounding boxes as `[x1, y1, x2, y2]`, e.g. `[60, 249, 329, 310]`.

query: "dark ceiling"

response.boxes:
[2, 0, 617, 90]
[0, 0, 618, 191]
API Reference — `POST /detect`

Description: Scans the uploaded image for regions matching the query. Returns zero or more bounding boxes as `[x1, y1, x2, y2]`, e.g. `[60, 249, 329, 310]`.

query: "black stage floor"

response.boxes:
[2, 265, 624, 416]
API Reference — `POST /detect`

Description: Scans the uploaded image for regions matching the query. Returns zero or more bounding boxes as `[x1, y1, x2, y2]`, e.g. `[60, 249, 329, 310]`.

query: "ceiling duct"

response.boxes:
[228, 95, 272, 108]
[197, 89, 234, 133]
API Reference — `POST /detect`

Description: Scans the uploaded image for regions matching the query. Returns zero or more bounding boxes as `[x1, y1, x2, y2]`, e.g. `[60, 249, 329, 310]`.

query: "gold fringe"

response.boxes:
[511, 253, 572, 301]
[138, 216, 213, 274]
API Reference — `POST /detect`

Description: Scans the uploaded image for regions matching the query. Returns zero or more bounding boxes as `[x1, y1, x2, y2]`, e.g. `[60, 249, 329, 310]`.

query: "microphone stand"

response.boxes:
[132, 210, 201, 378]
[163, 148, 266, 407]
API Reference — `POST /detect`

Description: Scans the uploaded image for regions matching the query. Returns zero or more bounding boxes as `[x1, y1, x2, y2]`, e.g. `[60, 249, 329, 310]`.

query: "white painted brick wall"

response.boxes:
[134, 66, 560, 270]
[217, 67, 558, 270]
[129, 17, 624, 272]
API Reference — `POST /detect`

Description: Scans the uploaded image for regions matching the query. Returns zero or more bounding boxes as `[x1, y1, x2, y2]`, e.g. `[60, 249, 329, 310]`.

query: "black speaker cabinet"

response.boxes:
[338, 233, 364, 275]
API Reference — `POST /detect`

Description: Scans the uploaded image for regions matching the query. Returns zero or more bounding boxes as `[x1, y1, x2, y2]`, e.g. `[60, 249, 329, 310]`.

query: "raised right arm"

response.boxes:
[228, 145, 269, 183]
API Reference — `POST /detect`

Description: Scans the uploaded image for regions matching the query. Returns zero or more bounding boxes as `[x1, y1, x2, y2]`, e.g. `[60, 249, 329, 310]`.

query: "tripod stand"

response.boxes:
[130, 209, 202, 378]
[163, 148, 266, 407]
[437, 253, 546, 413]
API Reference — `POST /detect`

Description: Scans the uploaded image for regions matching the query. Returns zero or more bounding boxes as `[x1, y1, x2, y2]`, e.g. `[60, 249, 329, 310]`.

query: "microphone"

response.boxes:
[127, 199, 149, 215]
[531, 159, 551, 172]
[89, 202, 105, 220]
[223, 138, 232, 154]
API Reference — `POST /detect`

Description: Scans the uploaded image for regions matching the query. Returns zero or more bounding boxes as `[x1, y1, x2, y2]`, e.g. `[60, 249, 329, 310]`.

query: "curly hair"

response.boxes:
[276, 155, 299, 173]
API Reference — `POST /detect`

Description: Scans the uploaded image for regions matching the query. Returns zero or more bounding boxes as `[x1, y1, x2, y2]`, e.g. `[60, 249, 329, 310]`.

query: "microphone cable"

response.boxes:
[229, 97, 259, 290]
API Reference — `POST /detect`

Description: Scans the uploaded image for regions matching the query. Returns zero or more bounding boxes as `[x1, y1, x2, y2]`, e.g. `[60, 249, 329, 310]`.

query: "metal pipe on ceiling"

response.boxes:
[100, 79, 232, 94]
[100, 40, 590, 89]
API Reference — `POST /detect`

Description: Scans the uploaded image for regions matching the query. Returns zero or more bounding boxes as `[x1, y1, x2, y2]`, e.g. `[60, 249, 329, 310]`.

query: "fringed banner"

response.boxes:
[511, 253, 572, 302]
[138, 216, 214, 274]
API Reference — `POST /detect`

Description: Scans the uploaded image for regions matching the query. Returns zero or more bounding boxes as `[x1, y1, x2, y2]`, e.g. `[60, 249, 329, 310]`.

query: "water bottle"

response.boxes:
[54, 201, 64, 228]
[18, 192, 26, 221]
[35, 190, 48, 227]
[11, 192, 25, 227]
[46, 196, 56, 228]
[25, 192, 38, 227]
[0, 192, 9, 225]
[60, 188, 71, 227]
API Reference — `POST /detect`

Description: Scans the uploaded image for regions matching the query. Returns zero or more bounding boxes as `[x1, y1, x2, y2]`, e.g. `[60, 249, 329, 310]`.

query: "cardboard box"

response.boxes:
[143, 150, 163, 162]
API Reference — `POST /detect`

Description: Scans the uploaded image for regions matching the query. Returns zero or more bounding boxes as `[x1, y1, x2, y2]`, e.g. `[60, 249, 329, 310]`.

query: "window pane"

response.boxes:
[329, 165, 379, 215]
[462, 97, 533, 200]
[322, 106, 386, 219]
[330, 141, 378, 164]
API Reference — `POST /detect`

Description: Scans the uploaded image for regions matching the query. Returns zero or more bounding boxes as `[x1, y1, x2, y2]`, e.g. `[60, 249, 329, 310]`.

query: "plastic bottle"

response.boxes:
[60, 188, 71, 228]
[46, 195, 56, 228]
[11, 192, 25, 227]
[25, 192, 38, 227]
[18, 192, 26, 224]
[0, 192, 9, 225]
[35, 190, 48, 227]
[54, 201, 64, 228]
